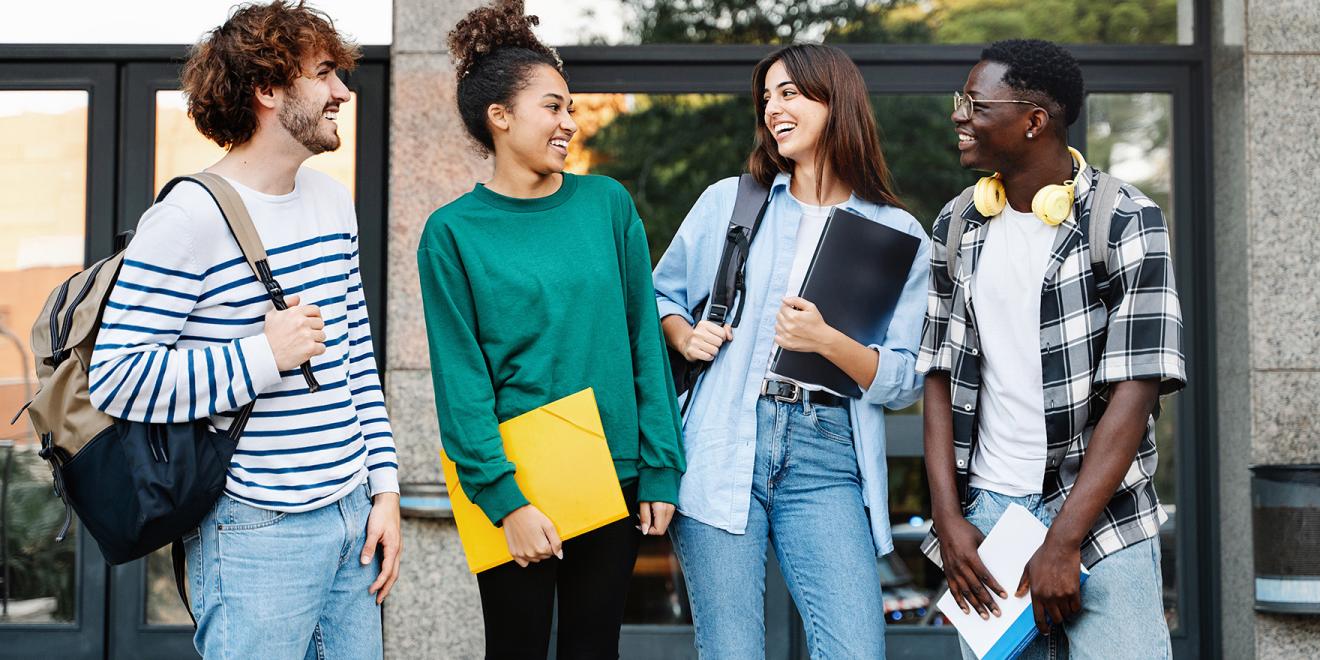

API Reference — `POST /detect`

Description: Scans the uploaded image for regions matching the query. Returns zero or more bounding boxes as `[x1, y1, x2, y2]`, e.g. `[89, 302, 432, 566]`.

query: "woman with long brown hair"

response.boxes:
[652, 44, 930, 658]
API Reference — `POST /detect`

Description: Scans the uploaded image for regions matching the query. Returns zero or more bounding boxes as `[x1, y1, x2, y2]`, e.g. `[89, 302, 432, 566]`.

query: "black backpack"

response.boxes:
[668, 174, 771, 413]
[16, 173, 319, 623]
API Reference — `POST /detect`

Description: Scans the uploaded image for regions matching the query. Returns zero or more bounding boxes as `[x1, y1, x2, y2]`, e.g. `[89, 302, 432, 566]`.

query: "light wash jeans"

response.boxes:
[673, 396, 885, 659]
[958, 487, 1172, 660]
[184, 482, 383, 660]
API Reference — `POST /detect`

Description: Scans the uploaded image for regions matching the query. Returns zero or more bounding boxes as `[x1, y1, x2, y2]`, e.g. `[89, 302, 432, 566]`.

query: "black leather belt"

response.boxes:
[760, 379, 847, 408]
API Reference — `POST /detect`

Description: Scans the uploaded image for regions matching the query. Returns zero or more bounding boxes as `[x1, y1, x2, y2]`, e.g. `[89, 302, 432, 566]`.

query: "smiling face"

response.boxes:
[489, 64, 578, 175]
[278, 50, 352, 155]
[952, 60, 1040, 173]
[762, 60, 829, 167]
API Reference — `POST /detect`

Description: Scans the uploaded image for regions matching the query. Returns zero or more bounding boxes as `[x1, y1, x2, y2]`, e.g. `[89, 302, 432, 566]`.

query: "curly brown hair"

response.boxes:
[447, 0, 563, 154]
[181, 0, 360, 149]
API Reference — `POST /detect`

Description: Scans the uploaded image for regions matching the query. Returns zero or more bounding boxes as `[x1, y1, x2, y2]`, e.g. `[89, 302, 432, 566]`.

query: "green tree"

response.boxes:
[582, 0, 1178, 265]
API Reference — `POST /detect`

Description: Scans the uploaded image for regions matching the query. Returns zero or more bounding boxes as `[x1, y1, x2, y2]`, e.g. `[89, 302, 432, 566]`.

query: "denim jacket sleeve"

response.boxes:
[858, 211, 931, 410]
[652, 177, 739, 324]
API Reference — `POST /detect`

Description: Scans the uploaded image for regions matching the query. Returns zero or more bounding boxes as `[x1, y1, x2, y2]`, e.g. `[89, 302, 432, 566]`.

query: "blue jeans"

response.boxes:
[673, 396, 885, 659]
[185, 482, 383, 660]
[957, 487, 1171, 660]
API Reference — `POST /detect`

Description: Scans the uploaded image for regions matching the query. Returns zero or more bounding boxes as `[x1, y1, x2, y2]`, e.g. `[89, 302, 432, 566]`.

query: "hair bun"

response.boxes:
[447, 0, 559, 79]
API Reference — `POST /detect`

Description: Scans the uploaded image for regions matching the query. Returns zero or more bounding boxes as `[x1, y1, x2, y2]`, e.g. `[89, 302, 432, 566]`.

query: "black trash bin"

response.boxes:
[1252, 464, 1320, 614]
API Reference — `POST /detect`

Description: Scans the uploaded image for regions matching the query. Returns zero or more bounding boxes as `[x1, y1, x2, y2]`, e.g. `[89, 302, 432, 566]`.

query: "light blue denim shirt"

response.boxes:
[653, 172, 930, 556]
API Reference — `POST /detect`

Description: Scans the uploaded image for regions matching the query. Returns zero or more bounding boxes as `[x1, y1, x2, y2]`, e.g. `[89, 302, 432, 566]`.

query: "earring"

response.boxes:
[1026, 132, 1034, 138]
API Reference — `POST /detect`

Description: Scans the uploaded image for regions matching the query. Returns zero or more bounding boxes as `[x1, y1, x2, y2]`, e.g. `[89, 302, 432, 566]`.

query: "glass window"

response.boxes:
[153, 89, 358, 198]
[0, 89, 88, 625]
[576, 89, 1180, 631]
[144, 87, 362, 626]
[1086, 92, 1178, 630]
[529, 0, 1193, 46]
[568, 92, 970, 624]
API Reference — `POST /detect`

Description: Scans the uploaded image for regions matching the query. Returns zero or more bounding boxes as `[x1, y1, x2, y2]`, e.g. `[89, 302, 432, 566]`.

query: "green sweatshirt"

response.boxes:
[417, 172, 685, 525]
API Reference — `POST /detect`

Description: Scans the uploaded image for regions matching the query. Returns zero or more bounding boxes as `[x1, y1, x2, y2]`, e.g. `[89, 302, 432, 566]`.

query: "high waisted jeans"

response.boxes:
[673, 396, 885, 659]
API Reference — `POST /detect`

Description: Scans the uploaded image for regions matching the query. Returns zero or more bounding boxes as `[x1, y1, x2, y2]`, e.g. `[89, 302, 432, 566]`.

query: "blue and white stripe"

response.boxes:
[89, 169, 399, 512]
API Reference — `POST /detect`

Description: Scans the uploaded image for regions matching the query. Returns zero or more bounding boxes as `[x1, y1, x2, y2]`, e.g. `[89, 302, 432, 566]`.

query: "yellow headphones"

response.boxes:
[973, 146, 1088, 226]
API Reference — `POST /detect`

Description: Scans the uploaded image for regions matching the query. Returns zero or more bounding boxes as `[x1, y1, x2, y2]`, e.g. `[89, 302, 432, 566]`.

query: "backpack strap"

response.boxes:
[945, 185, 977, 285]
[677, 174, 771, 416]
[706, 173, 771, 326]
[1086, 171, 1123, 279]
[171, 538, 195, 627]
[156, 174, 320, 395]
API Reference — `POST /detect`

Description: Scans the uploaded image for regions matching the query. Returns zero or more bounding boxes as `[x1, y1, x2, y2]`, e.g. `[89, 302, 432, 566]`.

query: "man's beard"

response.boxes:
[279, 87, 340, 155]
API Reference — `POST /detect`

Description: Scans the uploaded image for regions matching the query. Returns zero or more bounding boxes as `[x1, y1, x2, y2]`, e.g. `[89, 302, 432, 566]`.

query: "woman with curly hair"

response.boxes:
[417, 1, 685, 657]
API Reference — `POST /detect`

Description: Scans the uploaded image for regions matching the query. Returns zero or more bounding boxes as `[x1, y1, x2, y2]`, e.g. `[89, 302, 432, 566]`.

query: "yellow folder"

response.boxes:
[440, 388, 629, 573]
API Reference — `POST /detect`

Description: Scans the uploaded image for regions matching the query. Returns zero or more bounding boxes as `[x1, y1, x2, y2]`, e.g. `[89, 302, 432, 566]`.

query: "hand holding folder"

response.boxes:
[936, 504, 1090, 660]
[440, 388, 629, 573]
[769, 207, 920, 396]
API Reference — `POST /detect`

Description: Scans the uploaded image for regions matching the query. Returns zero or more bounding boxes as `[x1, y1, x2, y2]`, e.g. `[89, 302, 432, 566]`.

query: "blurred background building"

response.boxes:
[0, 0, 1314, 657]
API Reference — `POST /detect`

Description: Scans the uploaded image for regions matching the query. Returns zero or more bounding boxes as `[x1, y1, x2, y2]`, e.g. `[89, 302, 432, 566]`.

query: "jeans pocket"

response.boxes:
[217, 496, 288, 532]
[810, 405, 853, 445]
[962, 487, 984, 517]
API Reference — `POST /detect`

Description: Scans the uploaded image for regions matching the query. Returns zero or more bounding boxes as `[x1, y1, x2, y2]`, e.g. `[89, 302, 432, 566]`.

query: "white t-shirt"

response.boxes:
[967, 205, 1060, 497]
[765, 193, 844, 396]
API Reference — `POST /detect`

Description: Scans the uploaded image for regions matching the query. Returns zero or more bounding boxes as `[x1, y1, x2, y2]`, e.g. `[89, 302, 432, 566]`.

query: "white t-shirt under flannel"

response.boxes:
[89, 168, 399, 512]
[968, 205, 1058, 497]
[916, 167, 1186, 568]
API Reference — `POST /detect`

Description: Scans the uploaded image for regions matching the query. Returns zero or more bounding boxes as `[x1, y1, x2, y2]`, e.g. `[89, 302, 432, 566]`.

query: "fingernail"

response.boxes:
[555, 550, 563, 560]
[361, 556, 369, 564]
[642, 525, 650, 535]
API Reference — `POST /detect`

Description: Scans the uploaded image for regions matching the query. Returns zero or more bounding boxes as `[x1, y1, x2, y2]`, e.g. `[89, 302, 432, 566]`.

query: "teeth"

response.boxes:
[550, 139, 568, 148]
[958, 134, 974, 142]
[774, 122, 796, 135]
[323, 112, 337, 121]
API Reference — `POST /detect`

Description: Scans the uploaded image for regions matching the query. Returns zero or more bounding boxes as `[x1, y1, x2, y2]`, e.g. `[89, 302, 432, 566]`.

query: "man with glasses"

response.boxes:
[916, 39, 1185, 658]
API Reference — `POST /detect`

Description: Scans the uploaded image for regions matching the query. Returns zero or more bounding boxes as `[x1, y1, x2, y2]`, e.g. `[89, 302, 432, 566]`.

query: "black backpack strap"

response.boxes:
[156, 174, 320, 393]
[676, 174, 771, 416]
[172, 538, 197, 627]
[707, 173, 771, 326]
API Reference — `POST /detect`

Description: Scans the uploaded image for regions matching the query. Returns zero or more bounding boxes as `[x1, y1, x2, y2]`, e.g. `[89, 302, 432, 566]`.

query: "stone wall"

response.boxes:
[1216, 0, 1320, 658]
[384, 1, 492, 657]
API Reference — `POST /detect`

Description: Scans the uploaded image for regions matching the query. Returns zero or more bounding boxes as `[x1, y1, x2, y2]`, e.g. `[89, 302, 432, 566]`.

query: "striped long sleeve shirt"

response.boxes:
[89, 168, 399, 512]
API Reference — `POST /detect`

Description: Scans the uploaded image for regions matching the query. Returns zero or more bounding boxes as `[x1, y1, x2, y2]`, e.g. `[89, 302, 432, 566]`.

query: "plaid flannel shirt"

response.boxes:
[916, 166, 1186, 568]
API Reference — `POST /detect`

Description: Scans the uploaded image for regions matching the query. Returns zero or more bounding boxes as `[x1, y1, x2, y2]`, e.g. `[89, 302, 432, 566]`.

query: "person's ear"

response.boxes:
[1027, 108, 1050, 140]
[254, 84, 279, 111]
[487, 103, 511, 134]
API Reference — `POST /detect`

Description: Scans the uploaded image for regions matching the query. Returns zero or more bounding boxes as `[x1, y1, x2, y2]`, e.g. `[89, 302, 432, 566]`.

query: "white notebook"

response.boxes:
[936, 503, 1090, 660]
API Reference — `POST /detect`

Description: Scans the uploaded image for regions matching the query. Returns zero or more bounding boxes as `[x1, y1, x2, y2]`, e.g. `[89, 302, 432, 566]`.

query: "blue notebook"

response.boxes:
[936, 504, 1091, 660]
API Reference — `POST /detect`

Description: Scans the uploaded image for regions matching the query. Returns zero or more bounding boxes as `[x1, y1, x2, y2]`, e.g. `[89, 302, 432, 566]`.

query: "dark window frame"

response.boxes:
[0, 45, 388, 660]
[0, 61, 116, 660]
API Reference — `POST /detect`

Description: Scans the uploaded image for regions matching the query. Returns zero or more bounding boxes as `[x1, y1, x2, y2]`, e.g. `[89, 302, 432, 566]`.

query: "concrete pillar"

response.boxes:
[1216, 0, 1320, 657]
[384, 0, 493, 657]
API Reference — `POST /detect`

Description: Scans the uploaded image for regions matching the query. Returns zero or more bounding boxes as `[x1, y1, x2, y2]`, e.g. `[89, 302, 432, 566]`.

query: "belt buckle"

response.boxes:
[770, 381, 801, 404]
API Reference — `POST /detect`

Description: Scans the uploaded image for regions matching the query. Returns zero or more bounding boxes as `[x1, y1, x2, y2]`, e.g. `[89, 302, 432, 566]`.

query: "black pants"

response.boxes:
[477, 482, 641, 660]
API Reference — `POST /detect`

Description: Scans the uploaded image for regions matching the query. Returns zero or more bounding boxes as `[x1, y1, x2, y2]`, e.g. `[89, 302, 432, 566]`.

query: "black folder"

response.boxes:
[769, 207, 921, 397]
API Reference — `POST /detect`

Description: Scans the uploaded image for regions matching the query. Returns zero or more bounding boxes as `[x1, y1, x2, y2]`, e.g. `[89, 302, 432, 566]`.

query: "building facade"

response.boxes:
[0, 0, 1316, 657]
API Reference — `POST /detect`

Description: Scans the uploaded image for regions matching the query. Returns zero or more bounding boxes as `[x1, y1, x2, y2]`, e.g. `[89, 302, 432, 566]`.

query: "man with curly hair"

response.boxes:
[917, 39, 1184, 658]
[87, 2, 400, 658]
